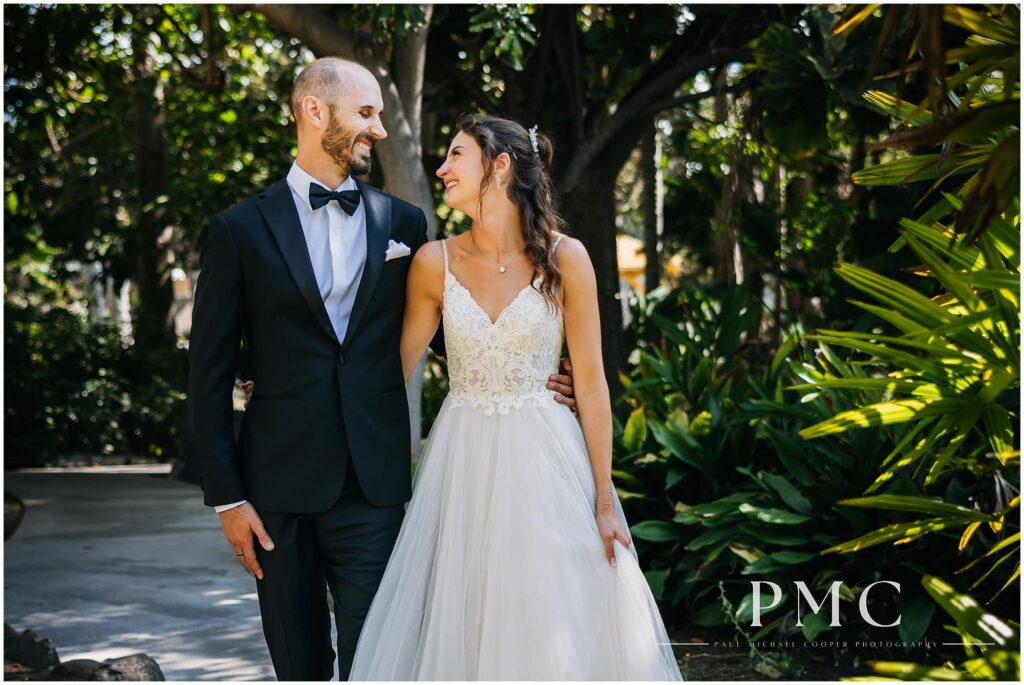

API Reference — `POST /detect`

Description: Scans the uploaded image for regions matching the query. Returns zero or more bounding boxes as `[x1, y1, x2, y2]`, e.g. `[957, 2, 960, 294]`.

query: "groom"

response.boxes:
[189, 58, 576, 680]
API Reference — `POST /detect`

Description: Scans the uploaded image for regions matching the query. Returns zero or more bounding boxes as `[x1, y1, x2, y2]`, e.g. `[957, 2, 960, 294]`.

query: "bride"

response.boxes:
[348, 114, 682, 680]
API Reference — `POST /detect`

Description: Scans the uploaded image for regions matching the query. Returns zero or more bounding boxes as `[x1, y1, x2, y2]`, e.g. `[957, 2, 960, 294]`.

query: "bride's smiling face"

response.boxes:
[436, 132, 487, 215]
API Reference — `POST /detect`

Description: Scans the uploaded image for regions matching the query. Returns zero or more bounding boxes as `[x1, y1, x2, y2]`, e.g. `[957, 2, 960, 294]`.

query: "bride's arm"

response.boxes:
[558, 237, 632, 565]
[401, 240, 445, 382]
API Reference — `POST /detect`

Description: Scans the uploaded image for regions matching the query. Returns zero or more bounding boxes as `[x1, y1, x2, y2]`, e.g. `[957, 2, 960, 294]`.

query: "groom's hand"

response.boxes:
[241, 380, 254, 408]
[548, 357, 577, 416]
[218, 503, 275, 580]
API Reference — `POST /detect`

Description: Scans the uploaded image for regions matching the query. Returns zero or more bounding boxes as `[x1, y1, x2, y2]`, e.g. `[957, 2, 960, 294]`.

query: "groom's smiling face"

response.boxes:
[318, 66, 387, 177]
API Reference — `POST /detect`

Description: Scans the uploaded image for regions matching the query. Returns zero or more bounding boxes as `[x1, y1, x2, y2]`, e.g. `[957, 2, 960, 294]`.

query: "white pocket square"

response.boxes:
[385, 240, 411, 261]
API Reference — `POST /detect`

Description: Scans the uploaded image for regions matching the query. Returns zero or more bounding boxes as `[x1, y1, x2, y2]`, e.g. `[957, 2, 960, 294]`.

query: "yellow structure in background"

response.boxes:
[617, 234, 647, 292]
[617, 233, 685, 295]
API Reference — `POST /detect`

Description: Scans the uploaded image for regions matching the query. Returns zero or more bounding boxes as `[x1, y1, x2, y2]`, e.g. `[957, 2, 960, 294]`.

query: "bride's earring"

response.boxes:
[495, 173, 502, 189]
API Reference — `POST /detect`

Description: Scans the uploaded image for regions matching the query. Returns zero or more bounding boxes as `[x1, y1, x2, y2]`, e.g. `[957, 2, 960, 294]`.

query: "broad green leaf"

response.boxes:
[760, 472, 814, 515]
[901, 231, 983, 312]
[787, 378, 943, 397]
[982, 404, 1016, 463]
[853, 151, 985, 185]
[644, 568, 670, 601]
[831, 4, 881, 36]
[738, 502, 811, 524]
[868, 660, 971, 680]
[822, 517, 975, 554]
[630, 520, 683, 543]
[862, 90, 934, 126]
[686, 526, 738, 551]
[622, 406, 647, 452]
[896, 218, 984, 271]
[969, 271, 1021, 312]
[648, 419, 709, 477]
[836, 494, 996, 521]
[800, 398, 964, 439]
[899, 593, 937, 643]
[800, 611, 832, 641]
[943, 6, 1020, 44]
[835, 262, 953, 328]
[848, 299, 928, 334]
[922, 575, 1019, 648]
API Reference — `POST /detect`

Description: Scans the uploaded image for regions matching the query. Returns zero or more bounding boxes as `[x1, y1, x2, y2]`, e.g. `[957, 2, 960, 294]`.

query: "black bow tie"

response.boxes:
[308, 183, 361, 215]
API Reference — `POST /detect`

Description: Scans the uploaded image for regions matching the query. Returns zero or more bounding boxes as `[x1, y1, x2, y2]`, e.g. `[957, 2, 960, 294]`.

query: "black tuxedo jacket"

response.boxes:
[188, 176, 428, 513]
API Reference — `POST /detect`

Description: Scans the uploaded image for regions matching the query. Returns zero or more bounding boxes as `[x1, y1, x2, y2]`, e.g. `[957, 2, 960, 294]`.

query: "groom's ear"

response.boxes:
[300, 95, 327, 130]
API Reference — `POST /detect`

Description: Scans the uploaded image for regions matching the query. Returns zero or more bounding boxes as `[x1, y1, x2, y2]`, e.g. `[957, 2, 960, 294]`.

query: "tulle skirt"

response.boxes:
[349, 395, 683, 680]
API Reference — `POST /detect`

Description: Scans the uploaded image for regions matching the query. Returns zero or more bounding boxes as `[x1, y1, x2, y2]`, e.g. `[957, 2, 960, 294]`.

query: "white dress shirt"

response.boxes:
[213, 161, 368, 514]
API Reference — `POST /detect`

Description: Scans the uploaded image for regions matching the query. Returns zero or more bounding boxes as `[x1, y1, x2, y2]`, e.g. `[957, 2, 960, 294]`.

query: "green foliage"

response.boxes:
[343, 5, 428, 42]
[616, 285, 922, 638]
[615, 273, 1018, 646]
[792, 3, 1020, 600]
[852, 576, 1021, 681]
[751, 24, 829, 158]
[466, 5, 537, 70]
[5, 301, 186, 466]
[4, 5, 301, 465]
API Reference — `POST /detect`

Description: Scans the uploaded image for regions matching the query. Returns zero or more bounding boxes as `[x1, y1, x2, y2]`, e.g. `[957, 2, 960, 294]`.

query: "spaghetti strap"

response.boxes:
[439, 238, 450, 309]
[551, 233, 565, 253]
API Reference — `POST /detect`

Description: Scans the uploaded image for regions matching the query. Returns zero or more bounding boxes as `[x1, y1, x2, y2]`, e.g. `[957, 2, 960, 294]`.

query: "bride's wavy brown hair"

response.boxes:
[455, 113, 567, 309]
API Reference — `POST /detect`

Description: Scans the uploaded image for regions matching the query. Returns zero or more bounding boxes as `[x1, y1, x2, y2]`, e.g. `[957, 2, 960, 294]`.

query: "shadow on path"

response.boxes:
[2, 470, 293, 680]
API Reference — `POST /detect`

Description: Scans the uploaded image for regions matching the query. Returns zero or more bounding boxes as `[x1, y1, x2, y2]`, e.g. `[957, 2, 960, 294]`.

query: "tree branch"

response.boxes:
[642, 75, 754, 117]
[559, 46, 751, 194]
[129, 7, 211, 90]
[248, 4, 362, 60]
[158, 5, 206, 64]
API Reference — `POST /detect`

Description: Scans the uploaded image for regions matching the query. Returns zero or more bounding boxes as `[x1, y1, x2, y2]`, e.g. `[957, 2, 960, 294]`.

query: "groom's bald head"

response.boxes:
[290, 57, 387, 177]
[290, 57, 375, 126]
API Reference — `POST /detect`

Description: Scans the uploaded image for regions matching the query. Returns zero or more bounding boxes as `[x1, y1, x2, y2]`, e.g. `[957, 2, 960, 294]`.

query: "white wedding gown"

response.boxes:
[349, 237, 682, 680]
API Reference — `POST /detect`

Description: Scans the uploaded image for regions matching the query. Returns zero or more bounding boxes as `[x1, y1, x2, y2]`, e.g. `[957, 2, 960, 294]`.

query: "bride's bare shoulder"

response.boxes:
[551, 233, 592, 273]
[408, 239, 446, 298]
[412, 238, 446, 267]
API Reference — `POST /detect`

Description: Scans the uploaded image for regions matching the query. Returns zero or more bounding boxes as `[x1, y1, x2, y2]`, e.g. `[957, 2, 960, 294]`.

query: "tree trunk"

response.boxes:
[559, 153, 628, 406]
[385, 9, 435, 460]
[641, 123, 662, 292]
[713, 141, 743, 284]
[131, 11, 174, 349]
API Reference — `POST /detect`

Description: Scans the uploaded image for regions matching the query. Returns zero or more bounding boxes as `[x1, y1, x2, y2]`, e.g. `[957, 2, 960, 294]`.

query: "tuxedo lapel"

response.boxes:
[257, 179, 340, 345]
[342, 179, 391, 351]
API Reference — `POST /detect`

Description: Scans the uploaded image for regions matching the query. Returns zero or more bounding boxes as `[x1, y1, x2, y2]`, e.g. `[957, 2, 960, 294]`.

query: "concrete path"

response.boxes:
[2, 468, 336, 680]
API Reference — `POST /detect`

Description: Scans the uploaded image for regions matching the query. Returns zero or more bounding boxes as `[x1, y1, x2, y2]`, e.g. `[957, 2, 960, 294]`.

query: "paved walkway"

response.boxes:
[2, 469, 323, 680]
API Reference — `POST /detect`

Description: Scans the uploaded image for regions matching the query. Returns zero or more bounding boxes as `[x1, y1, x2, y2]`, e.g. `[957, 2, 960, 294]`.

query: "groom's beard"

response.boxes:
[322, 113, 373, 177]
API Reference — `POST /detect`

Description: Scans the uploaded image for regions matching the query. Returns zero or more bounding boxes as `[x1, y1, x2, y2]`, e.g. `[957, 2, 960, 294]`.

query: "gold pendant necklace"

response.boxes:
[498, 251, 523, 273]
[471, 231, 524, 273]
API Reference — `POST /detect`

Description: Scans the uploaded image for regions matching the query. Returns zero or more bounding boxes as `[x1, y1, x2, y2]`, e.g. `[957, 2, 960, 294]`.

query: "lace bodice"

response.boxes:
[441, 236, 564, 415]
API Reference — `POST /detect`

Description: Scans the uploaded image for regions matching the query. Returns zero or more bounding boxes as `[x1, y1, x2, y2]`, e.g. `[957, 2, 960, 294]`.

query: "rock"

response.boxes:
[5, 659, 46, 680]
[3, 625, 59, 672]
[50, 659, 102, 680]
[90, 654, 165, 681]
[2, 625, 163, 681]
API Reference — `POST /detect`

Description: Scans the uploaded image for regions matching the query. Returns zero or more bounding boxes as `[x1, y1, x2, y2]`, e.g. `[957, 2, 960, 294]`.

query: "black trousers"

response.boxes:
[254, 467, 405, 681]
